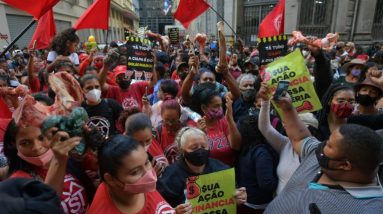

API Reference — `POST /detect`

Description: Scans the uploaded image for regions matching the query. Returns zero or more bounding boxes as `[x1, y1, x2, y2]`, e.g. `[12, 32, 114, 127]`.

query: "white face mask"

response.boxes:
[85, 89, 101, 103]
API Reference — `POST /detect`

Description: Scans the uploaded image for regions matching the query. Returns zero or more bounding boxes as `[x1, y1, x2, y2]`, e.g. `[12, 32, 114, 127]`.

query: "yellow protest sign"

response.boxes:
[186, 168, 236, 214]
[262, 48, 322, 114]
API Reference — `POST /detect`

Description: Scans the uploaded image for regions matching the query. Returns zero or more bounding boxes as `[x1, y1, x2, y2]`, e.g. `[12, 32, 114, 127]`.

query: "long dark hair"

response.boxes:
[316, 83, 354, 127]
[3, 120, 96, 201]
[191, 82, 220, 115]
[50, 28, 79, 55]
[98, 135, 141, 180]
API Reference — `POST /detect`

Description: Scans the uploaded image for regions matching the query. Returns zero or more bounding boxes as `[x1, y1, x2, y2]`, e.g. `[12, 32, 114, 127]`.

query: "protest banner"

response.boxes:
[186, 168, 236, 214]
[168, 27, 179, 44]
[262, 48, 322, 114]
[125, 36, 153, 73]
[258, 35, 288, 65]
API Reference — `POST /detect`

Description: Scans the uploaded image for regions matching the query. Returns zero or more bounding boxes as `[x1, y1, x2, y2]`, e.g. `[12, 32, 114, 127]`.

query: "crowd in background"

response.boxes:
[0, 28, 383, 213]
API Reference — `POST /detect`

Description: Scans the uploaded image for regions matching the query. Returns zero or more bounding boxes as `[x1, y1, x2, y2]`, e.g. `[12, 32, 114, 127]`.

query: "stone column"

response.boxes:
[284, 0, 300, 35]
[352, 0, 378, 44]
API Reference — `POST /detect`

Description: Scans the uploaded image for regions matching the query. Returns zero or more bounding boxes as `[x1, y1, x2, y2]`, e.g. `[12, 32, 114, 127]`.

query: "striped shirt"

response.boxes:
[265, 137, 383, 214]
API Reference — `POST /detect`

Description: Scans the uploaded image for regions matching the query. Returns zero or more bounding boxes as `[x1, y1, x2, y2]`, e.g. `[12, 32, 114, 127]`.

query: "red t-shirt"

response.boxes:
[170, 70, 179, 82]
[103, 82, 153, 109]
[205, 118, 235, 166]
[156, 125, 179, 164]
[11, 169, 89, 214]
[88, 183, 175, 214]
[148, 139, 169, 168]
[29, 75, 41, 93]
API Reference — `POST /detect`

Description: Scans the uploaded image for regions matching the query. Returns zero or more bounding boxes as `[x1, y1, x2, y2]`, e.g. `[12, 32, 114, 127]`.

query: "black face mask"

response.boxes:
[356, 94, 377, 106]
[315, 141, 345, 170]
[117, 80, 131, 90]
[184, 148, 209, 166]
[242, 89, 256, 103]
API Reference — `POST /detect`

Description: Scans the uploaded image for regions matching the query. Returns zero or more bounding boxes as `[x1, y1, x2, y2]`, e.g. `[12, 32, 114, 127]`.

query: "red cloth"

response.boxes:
[174, 0, 210, 29]
[28, 9, 56, 50]
[0, 97, 12, 119]
[79, 58, 91, 77]
[148, 139, 169, 168]
[170, 70, 179, 81]
[258, 0, 285, 38]
[29, 75, 41, 93]
[88, 183, 174, 214]
[3, 0, 59, 19]
[11, 169, 89, 214]
[73, 0, 110, 30]
[103, 82, 153, 109]
[107, 72, 118, 86]
[206, 118, 235, 166]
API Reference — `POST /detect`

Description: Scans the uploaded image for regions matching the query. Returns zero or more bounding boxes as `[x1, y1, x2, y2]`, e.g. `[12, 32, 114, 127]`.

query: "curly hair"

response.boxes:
[50, 28, 79, 55]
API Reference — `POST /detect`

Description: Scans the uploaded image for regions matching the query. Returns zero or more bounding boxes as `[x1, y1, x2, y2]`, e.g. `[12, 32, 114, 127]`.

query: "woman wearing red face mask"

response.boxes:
[315, 83, 383, 141]
[88, 135, 180, 214]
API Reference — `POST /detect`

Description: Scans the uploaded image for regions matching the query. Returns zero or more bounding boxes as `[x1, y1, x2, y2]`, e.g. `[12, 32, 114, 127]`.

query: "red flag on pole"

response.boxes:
[258, 0, 285, 38]
[73, 0, 110, 30]
[3, 0, 59, 20]
[28, 10, 56, 50]
[174, 0, 210, 29]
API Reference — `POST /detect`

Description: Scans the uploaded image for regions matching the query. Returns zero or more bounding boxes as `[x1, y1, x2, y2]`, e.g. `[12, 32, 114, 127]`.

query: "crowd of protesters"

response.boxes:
[0, 27, 383, 214]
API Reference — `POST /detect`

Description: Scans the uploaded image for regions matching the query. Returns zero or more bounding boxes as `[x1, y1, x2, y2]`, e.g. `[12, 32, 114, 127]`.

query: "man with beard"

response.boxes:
[99, 55, 157, 109]
[353, 77, 383, 115]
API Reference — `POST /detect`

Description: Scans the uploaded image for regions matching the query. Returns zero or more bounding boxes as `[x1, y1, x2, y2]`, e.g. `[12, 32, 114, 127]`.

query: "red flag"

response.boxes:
[3, 0, 59, 20]
[258, 0, 285, 38]
[73, 0, 110, 30]
[174, 0, 210, 29]
[28, 10, 56, 50]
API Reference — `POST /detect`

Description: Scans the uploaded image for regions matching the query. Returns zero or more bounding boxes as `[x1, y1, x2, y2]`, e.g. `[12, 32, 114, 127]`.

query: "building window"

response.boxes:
[372, 0, 383, 41]
[298, 0, 333, 37]
[243, 3, 277, 45]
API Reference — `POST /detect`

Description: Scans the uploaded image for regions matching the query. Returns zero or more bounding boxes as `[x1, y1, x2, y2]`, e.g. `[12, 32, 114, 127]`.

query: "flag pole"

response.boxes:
[103, 29, 109, 53]
[205, 2, 239, 40]
[0, 19, 36, 58]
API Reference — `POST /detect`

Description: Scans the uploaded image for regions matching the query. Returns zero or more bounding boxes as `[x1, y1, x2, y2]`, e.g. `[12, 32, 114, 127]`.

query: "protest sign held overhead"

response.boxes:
[125, 36, 154, 73]
[258, 35, 288, 65]
[262, 49, 322, 114]
[168, 28, 180, 44]
[186, 168, 236, 214]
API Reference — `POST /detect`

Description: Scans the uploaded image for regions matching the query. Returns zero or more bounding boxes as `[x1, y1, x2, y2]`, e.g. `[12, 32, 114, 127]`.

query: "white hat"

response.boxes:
[12, 49, 23, 56]
[298, 112, 319, 129]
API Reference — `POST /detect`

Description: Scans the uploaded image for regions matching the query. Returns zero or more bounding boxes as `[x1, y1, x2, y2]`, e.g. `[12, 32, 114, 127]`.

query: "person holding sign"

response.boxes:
[99, 50, 157, 110]
[264, 93, 383, 214]
[88, 135, 177, 214]
[157, 127, 247, 211]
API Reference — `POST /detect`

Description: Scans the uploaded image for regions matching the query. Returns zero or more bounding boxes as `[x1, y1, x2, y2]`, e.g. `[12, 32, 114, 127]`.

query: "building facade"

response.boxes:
[170, 0, 383, 47]
[0, 0, 139, 48]
[240, 0, 383, 46]
[138, 0, 174, 35]
[179, 0, 238, 45]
